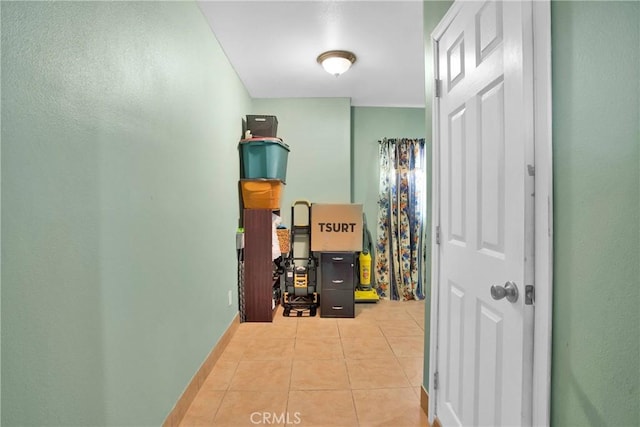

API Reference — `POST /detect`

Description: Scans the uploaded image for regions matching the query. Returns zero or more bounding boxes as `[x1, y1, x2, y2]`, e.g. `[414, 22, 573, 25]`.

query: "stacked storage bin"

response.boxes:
[239, 115, 289, 210]
[238, 115, 289, 321]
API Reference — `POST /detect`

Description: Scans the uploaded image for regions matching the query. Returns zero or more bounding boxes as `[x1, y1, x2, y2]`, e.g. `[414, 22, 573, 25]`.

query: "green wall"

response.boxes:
[1, 2, 251, 425]
[551, 2, 640, 426]
[351, 106, 426, 232]
[253, 101, 425, 228]
[0, 3, 3, 420]
[252, 98, 351, 227]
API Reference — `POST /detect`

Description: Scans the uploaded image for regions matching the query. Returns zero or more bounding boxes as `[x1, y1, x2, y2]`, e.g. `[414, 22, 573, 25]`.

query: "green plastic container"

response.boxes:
[240, 138, 290, 183]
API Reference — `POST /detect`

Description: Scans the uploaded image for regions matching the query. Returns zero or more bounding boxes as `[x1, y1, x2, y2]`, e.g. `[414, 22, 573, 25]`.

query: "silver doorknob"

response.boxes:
[490, 281, 519, 303]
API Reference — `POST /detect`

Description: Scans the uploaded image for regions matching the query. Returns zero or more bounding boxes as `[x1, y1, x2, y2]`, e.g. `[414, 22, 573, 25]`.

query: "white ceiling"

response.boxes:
[197, 1, 426, 108]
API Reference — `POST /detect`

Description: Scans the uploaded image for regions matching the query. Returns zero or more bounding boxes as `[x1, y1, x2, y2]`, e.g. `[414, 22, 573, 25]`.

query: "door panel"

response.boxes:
[476, 0, 503, 65]
[434, 1, 534, 426]
[446, 281, 465, 417]
[448, 106, 467, 244]
[474, 302, 503, 426]
[477, 78, 505, 255]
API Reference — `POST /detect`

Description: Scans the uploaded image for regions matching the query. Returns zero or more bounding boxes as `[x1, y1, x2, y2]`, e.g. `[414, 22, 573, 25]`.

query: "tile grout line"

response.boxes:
[193, 343, 240, 426]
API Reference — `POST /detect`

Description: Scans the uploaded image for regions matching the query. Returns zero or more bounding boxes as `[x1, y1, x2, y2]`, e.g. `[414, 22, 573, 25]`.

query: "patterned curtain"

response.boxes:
[375, 138, 426, 301]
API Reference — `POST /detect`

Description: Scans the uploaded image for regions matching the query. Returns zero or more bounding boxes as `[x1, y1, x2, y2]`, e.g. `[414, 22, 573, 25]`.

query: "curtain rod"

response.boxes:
[378, 138, 426, 143]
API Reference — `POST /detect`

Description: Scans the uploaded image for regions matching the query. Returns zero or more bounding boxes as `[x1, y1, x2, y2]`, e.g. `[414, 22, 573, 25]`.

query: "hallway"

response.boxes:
[179, 299, 428, 426]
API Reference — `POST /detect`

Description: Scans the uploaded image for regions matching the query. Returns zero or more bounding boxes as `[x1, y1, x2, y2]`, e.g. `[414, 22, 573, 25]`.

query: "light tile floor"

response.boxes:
[180, 298, 428, 427]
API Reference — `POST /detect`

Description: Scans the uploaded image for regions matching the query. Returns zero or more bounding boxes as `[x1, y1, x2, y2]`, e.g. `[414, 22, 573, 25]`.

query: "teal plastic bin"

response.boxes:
[240, 138, 290, 183]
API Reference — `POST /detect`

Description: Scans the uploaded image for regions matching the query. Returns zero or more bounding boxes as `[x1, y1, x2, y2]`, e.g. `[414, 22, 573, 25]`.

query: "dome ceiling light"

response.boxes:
[317, 50, 357, 77]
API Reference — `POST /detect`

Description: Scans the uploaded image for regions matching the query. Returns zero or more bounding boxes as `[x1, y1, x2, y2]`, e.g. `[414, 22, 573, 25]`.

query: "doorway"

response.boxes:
[428, 1, 552, 425]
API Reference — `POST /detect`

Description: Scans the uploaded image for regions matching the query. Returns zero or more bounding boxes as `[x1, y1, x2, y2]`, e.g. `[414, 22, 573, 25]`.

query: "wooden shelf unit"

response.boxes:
[243, 208, 278, 322]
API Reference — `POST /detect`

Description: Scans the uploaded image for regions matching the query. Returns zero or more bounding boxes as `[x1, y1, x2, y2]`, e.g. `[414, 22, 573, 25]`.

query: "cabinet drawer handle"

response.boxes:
[331, 257, 344, 261]
[332, 306, 344, 310]
[332, 280, 344, 284]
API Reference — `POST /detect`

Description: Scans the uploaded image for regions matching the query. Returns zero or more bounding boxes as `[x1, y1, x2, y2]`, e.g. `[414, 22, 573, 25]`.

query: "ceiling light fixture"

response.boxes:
[317, 50, 357, 77]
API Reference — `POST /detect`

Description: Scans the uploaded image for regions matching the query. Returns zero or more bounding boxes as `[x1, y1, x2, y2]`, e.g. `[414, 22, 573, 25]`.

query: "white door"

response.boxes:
[432, 1, 535, 426]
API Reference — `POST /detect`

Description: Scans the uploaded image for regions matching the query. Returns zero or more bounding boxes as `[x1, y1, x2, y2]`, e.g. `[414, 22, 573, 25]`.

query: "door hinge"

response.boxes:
[525, 285, 535, 305]
[435, 226, 441, 245]
[435, 79, 442, 98]
[434, 372, 439, 390]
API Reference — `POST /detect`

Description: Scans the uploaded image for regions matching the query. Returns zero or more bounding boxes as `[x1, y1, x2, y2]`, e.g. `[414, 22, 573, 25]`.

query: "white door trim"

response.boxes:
[531, 1, 553, 425]
[427, 1, 553, 425]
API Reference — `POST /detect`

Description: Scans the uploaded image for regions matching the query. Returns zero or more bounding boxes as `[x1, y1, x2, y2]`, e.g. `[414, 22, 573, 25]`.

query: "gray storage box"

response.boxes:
[246, 115, 278, 137]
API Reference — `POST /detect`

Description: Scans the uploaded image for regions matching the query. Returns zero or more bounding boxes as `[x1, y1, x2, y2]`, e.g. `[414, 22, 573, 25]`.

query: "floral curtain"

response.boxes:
[375, 138, 426, 301]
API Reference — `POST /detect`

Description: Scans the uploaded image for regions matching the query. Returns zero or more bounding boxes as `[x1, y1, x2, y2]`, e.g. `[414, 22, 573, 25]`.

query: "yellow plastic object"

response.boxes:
[240, 179, 282, 209]
[355, 288, 380, 303]
[294, 271, 308, 288]
[359, 251, 372, 285]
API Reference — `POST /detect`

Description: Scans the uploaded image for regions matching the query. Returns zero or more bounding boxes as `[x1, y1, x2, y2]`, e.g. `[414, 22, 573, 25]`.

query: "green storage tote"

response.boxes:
[239, 137, 290, 183]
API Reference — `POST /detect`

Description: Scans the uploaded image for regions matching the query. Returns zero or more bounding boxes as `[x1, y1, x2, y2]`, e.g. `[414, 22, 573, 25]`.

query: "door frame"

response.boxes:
[427, 1, 553, 425]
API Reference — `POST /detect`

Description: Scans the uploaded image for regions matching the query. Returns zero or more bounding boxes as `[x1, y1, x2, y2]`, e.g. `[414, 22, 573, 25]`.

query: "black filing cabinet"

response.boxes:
[320, 252, 355, 318]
